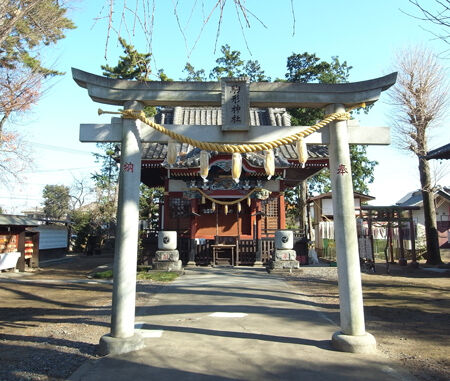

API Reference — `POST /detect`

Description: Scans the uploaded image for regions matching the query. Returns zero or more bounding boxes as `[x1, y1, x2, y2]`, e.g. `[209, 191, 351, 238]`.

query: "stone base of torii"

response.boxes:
[72, 68, 396, 355]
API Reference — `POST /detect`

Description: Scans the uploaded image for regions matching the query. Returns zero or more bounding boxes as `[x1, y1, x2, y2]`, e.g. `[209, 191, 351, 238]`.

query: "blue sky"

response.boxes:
[1, 0, 449, 213]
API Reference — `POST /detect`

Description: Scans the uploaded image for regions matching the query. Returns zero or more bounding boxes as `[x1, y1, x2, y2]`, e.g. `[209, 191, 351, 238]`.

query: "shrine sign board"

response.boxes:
[221, 77, 250, 131]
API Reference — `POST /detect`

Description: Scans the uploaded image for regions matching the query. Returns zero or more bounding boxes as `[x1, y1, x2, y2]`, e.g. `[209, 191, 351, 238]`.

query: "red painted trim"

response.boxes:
[279, 193, 286, 229]
[256, 200, 262, 240]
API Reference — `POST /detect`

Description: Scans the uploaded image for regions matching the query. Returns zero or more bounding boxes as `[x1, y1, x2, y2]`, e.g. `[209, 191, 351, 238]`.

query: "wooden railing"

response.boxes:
[238, 240, 257, 265]
[260, 238, 275, 263]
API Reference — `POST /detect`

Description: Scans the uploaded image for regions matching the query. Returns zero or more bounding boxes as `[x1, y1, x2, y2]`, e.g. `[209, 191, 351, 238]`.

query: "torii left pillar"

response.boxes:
[99, 101, 145, 356]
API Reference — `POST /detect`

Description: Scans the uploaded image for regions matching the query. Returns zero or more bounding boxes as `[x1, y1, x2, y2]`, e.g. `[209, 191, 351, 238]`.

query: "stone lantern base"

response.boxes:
[266, 249, 300, 273]
[152, 250, 183, 271]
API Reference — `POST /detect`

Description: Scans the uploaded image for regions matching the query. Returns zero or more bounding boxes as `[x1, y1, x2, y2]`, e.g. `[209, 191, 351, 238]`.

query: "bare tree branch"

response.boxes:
[98, 1, 275, 59]
[290, 0, 296, 36]
[0, 65, 43, 136]
[0, 130, 33, 185]
[388, 45, 448, 264]
[404, 0, 450, 47]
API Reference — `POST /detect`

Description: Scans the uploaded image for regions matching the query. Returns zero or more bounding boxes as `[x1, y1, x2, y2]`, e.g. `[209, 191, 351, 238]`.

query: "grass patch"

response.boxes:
[92, 269, 113, 279]
[91, 269, 179, 282]
[137, 265, 152, 272]
[137, 271, 179, 282]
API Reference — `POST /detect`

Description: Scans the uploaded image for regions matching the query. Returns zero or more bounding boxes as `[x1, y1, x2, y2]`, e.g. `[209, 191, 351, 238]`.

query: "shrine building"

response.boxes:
[140, 106, 328, 265]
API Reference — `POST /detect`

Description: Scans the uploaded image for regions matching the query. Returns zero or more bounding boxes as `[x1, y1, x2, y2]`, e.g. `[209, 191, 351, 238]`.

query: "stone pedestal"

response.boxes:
[267, 249, 300, 273]
[153, 250, 183, 271]
[273, 249, 297, 261]
[155, 250, 179, 262]
[331, 331, 377, 354]
[98, 333, 145, 356]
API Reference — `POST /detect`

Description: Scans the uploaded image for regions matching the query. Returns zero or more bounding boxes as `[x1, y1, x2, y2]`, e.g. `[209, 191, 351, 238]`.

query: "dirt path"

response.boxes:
[0, 255, 114, 380]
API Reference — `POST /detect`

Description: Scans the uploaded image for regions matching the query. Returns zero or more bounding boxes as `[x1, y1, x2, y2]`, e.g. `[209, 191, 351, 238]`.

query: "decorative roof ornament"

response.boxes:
[264, 149, 275, 179]
[255, 189, 271, 200]
[199, 150, 210, 182]
[296, 137, 308, 168]
[167, 140, 177, 165]
[231, 153, 242, 183]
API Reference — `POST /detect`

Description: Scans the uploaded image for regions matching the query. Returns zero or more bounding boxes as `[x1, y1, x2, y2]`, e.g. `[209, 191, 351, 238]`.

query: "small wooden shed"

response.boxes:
[0, 215, 40, 272]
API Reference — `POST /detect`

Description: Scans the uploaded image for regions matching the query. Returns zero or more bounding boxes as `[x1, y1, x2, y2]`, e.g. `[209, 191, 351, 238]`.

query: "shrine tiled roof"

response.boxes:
[141, 107, 328, 164]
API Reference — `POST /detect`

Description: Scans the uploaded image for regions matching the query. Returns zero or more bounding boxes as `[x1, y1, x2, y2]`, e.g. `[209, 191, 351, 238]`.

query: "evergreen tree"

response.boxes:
[92, 143, 119, 190]
[183, 45, 269, 82]
[91, 143, 119, 232]
[244, 60, 270, 82]
[183, 63, 207, 82]
[209, 44, 244, 80]
[139, 184, 164, 230]
[0, 0, 75, 75]
[101, 37, 152, 81]
[42, 184, 70, 219]
[284, 52, 376, 195]
[208, 44, 269, 81]
[307, 145, 377, 195]
[283, 52, 377, 230]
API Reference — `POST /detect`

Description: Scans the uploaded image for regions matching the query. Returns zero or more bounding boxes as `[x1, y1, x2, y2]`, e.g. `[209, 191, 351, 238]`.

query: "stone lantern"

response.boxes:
[153, 231, 182, 271]
[267, 230, 300, 272]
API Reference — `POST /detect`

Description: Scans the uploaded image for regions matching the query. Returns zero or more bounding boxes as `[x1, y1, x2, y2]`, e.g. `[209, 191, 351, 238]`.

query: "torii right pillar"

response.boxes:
[327, 104, 376, 353]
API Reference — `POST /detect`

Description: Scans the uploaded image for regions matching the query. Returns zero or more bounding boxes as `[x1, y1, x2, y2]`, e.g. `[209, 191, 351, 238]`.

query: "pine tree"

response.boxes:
[101, 38, 152, 81]
[0, 0, 75, 75]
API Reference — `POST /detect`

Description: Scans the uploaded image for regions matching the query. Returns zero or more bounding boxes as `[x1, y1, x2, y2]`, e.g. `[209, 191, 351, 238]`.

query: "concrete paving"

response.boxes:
[69, 267, 416, 381]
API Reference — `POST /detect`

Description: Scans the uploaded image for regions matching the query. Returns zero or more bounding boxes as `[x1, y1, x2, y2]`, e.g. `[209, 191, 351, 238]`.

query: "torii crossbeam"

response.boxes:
[72, 68, 397, 356]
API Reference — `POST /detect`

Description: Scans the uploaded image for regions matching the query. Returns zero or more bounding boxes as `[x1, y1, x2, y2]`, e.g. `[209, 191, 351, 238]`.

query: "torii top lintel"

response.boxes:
[72, 68, 397, 109]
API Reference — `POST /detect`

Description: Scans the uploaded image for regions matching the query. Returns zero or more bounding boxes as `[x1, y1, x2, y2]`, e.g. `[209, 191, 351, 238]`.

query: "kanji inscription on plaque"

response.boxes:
[221, 77, 249, 131]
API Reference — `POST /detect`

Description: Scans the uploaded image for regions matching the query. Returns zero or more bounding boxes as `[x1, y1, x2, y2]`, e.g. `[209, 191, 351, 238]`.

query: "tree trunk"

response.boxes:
[418, 156, 442, 264]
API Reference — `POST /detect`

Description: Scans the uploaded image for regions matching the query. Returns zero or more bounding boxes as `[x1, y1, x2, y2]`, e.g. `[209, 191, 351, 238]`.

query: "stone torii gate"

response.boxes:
[72, 68, 396, 356]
